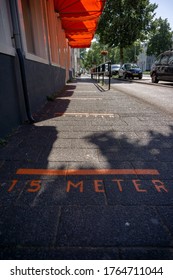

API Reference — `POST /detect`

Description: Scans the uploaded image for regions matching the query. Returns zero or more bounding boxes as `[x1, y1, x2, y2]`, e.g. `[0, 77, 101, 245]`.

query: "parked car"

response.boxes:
[150, 50, 173, 83]
[105, 63, 120, 76]
[118, 63, 143, 79]
[111, 64, 121, 75]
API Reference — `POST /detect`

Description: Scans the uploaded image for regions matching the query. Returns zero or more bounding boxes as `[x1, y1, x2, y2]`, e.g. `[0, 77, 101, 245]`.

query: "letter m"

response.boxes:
[66, 180, 84, 192]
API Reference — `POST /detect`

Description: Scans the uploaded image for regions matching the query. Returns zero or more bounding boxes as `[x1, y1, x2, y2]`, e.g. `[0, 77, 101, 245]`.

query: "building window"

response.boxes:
[57, 17, 66, 67]
[19, 0, 48, 61]
[46, 0, 59, 64]
[0, 0, 15, 56]
[46, 1, 71, 69]
[18, 0, 72, 70]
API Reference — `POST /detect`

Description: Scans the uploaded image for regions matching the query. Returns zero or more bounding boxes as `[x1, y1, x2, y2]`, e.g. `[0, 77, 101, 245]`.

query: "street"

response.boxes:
[111, 77, 173, 115]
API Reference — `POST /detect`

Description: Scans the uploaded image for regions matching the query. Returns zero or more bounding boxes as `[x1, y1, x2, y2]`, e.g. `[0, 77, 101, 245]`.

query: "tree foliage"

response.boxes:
[147, 18, 173, 57]
[81, 41, 105, 70]
[82, 41, 142, 71]
[97, 0, 157, 63]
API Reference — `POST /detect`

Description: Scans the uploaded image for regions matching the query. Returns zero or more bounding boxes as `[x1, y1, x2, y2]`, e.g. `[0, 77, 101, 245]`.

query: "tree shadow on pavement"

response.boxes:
[33, 84, 77, 122]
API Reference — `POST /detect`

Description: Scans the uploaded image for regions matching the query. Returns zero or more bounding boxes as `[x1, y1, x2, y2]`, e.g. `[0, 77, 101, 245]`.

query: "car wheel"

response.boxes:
[151, 73, 159, 83]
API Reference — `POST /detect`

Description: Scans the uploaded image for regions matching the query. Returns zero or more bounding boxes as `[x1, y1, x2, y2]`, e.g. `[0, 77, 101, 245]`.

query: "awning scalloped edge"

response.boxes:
[54, 0, 106, 48]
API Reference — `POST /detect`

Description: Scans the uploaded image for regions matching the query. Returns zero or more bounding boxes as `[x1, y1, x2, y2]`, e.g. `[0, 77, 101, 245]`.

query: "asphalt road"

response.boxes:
[111, 79, 173, 116]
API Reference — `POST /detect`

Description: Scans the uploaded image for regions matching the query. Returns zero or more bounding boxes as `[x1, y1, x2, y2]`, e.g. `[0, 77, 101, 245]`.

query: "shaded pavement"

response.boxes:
[0, 76, 173, 259]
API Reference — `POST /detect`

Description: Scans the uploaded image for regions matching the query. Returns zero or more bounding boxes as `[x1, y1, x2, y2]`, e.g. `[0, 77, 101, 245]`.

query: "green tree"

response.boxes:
[82, 41, 142, 71]
[83, 41, 108, 70]
[80, 49, 87, 70]
[97, 0, 157, 64]
[147, 18, 173, 57]
[122, 41, 142, 63]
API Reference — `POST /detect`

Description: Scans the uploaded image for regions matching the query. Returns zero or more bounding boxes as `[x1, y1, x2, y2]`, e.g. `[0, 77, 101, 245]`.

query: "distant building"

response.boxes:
[74, 49, 81, 75]
[137, 42, 155, 71]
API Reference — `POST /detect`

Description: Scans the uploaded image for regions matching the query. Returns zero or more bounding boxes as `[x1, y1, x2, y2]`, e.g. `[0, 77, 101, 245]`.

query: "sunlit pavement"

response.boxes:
[0, 76, 173, 260]
[111, 74, 173, 87]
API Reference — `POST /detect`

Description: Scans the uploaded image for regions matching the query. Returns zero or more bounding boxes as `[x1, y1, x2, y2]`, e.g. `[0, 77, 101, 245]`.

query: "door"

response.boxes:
[167, 53, 173, 82]
[158, 54, 169, 81]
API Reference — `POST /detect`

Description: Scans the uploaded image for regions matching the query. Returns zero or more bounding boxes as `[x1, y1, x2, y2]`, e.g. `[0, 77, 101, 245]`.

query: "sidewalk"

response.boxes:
[0, 76, 173, 260]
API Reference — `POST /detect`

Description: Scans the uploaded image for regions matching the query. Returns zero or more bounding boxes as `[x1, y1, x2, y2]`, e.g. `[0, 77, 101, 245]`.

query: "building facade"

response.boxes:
[137, 42, 155, 71]
[0, 0, 75, 138]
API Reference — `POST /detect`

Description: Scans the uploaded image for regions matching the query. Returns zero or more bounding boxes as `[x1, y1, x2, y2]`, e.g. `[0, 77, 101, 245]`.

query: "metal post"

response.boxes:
[108, 61, 111, 90]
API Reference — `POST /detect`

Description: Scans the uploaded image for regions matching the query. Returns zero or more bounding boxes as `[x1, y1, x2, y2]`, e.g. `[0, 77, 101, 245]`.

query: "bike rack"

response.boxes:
[91, 61, 111, 90]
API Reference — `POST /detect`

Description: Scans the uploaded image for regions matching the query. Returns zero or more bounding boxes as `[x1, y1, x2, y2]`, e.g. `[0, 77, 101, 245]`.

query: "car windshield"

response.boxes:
[112, 65, 120, 69]
[126, 64, 138, 70]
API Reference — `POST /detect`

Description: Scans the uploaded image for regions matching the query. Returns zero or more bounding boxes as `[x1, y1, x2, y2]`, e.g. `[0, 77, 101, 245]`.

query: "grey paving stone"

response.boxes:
[0, 161, 69, 180]
[132, 161, 173, 180]
[157, 207, 173, 234]
[45, 148, 98, 162]
[105, 179, 173, 206]
[56, 206, 173, 247]
[0, 144, 43, 161]
[0, 180, 27, 206]
[0, 205, 60, 246]
[97, 149, 157, 162]
[16, 179, 106, 206]
[121, 248, 173, 260]
[0, 247, 119, 260]
[74, 126, 113, 132]
[52, 139, 72, 148]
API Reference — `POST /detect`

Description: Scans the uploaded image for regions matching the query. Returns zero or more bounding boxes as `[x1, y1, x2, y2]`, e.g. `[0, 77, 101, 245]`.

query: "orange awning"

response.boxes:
[54, 0, 106, 48]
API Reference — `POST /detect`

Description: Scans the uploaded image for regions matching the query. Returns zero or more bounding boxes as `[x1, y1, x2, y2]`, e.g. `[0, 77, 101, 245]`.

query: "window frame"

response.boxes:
[0, 0, 15, 56]
[154, 54, 162, 65]
[160, 54, 169, 65]
[17, 0, 49, 64]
